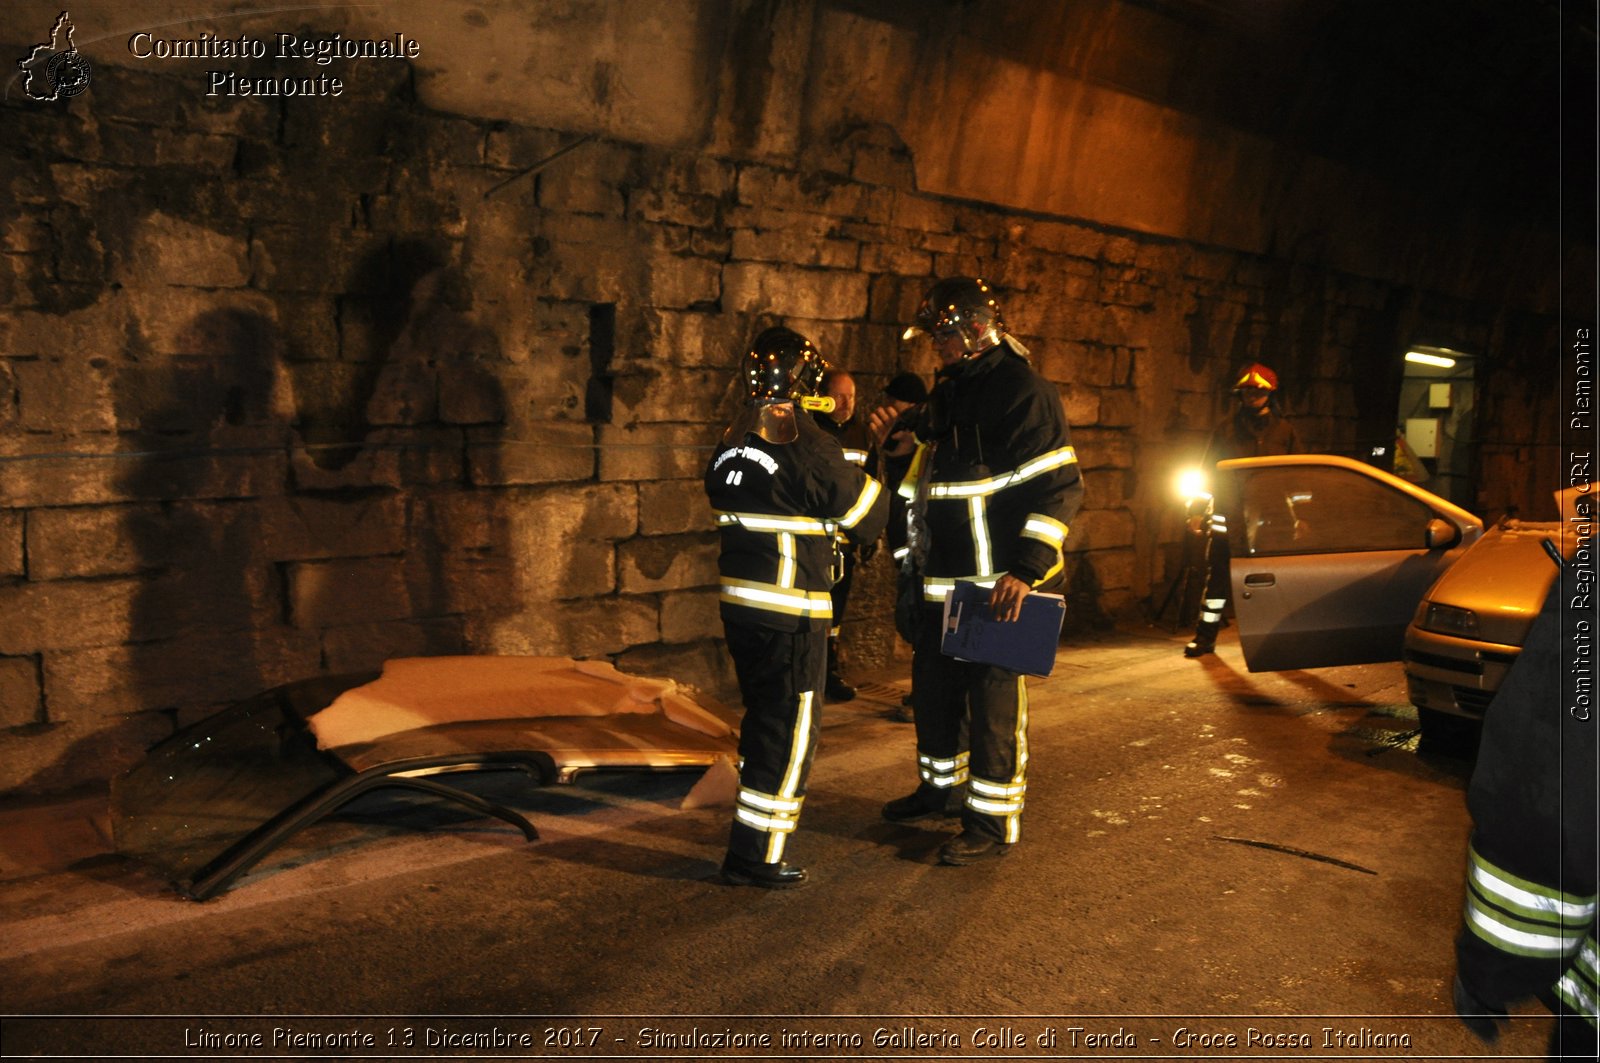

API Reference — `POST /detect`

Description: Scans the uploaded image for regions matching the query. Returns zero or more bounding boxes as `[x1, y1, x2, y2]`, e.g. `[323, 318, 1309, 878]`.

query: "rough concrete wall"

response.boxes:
[0, 1, 1577, 793]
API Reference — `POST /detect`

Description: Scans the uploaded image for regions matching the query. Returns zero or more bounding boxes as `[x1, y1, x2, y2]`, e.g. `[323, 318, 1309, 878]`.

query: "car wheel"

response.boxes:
[1417, 707, 1481, 758]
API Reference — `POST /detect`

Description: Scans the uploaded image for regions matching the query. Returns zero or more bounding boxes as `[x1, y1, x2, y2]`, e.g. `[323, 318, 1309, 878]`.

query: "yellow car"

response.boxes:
[1215, 455, 1576, 751]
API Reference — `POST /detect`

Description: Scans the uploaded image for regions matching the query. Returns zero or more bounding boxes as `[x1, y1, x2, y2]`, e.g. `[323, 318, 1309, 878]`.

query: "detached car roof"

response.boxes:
[111, 657, 741, 900]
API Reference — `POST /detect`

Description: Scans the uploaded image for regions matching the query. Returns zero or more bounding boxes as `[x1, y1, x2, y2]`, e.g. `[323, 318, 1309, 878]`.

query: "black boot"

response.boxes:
[825, 636, 856, 701]
[882, 784, 964, 822]
[1184, 620, 1220, 658]
[721, 851, 808, 889]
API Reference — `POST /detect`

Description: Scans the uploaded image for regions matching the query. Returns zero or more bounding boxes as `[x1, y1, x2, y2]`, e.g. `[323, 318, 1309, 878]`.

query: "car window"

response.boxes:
[1236, 466, 1433, 555]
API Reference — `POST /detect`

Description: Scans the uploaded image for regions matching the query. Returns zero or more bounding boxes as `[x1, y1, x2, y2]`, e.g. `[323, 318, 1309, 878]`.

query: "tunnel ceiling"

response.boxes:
[824, 0, 1594, 242]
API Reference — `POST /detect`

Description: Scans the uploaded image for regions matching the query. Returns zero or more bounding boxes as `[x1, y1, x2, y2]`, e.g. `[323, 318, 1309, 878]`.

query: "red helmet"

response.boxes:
[1232, 363, 1279, 391]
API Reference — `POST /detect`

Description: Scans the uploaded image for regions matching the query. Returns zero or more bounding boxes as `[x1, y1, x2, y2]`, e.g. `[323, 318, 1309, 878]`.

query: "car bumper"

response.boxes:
[1402, 625, 1521, 719]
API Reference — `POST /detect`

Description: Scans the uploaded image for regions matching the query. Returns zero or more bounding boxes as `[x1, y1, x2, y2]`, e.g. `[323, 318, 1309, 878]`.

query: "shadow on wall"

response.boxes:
[79, 245, 518, 785]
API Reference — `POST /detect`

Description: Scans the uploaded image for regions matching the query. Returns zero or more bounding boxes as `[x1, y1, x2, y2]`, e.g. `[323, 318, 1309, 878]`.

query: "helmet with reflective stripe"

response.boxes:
[905, 276, 1005, 356]
[1232, 363, 1279, 391]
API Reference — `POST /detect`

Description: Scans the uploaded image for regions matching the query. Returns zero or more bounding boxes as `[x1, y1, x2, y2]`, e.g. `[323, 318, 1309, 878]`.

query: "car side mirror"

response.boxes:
[1425, 518, 1460, 550]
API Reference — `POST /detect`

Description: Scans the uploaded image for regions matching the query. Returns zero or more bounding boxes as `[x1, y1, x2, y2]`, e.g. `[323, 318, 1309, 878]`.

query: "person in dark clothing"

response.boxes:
[881, 277, 1083, 865]
[705, 327, 889, 889]
[1183, 363, 1301, 657]
[869, 371, 929, 722]
[1452, 553, 1596, 1060]
[812, 367, 879, 702]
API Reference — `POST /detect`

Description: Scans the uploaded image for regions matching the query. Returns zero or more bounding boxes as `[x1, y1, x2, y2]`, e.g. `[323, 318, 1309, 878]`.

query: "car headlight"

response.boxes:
[1421, 602, 1479, 637]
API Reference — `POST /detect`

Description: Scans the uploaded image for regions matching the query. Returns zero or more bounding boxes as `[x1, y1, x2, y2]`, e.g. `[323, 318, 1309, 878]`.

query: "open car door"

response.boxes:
[1215, 455, 1483, 672]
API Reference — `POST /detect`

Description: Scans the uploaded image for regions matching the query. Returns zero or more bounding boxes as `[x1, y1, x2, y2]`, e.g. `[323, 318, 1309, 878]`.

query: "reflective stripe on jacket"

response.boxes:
[899, 348, 1083, 602]
[706, 413, 888, 631]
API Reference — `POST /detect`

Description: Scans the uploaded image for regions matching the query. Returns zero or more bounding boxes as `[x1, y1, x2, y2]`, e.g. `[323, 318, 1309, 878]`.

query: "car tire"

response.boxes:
[1417, 707, 1482, 758]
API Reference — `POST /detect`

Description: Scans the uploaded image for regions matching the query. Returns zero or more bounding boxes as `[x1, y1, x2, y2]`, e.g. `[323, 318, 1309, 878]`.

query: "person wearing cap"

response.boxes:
[811, 366, 879, 702]
[1182, 362, 1302, 657]
[882, 277, 1082, 866]
[705, 326, 889, 888]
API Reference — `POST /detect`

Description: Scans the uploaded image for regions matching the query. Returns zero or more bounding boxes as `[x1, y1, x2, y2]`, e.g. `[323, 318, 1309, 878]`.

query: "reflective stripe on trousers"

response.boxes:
[723, 623, 826, 864]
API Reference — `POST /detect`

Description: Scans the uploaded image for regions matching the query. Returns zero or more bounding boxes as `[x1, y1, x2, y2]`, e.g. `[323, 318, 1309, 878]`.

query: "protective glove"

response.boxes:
[1452, 975, 1507, 1044]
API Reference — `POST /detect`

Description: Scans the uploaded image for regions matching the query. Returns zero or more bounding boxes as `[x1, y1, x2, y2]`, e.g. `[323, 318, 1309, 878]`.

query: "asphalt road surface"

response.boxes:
[0, 626, 1555, 1061]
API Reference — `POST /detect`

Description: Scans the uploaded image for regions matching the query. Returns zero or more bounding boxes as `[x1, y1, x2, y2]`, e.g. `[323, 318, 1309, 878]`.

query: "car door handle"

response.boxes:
[1243, 573, 1276, 587]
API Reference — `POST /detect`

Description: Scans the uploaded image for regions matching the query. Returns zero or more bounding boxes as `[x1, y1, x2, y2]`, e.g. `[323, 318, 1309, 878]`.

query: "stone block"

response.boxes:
[736, 165, 870, 219]
[12, 357, 115, 434]
[1023, 220, 1107, 260]
[258, 494, 409, 562]
[0, 448, 288, 509]
[485, 126, 567, 170]
[598, 422, 718, 482]
[859, 243, 934, 276]
[473, 595, 660, 659]
[537, 166, 626, 216]
[288, 557, 412, 630]
[660, 588, 721, 644]
[0, 656, 41, 727]
[1067, 508, 1137, 552]
[322, 617, 469, 675]
[365, 363, 439, 426]
[617, 533, 720, 594]
[631, 187, 721, 229]
[28, 504, 156, 580]
[889, 192, 954, 234]
[612, 366, 733, 427]
[1072, 427, 1136, 470]
[721, 262, 869, 321]
[250, 226, 371, 294]
[124, 212, 249, 289]
[495, 484, 637, 601]
[1083, 468, 1128, 510]
[0, 715, 172, 796]
[639, 480, 714, 535]
[468, 422, 596, 485]
[1087, 548, 1138, 592]
[497, 360, 591, 425]
[0, 578, 142, 654]
[1061, 383, 1100, 426]
[289, 427, 464, 491]
[439, 366, 507, 424]
[0, 510, 21, 578]
[730, 229, 859, 270]
[1096, 388, 1141, 428]
[639, 309, 748, 369]
[43, 628, 322, 722]
[646, 252, 722, 309]
[613, 639, 737, 702]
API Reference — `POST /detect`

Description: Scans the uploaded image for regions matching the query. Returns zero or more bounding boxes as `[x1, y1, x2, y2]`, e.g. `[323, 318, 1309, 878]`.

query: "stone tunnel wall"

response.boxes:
[0, 51, 1568, 794]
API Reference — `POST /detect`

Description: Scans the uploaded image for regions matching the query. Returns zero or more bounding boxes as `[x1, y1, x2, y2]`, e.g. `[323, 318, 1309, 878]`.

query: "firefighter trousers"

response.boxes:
[722, 622, 826, 864]
[911, 605, 1029, 844]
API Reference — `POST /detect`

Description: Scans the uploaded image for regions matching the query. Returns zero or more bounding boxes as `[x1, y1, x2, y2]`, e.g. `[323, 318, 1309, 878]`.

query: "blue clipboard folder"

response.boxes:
[939, 580, 1066, 677]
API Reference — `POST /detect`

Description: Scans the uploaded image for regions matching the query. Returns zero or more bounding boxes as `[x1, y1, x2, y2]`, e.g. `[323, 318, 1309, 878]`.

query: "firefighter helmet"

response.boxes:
[903, 276, 1005, 356]
[1232, 363, 1279, 392]
[743, 326, 825, 403]
[724, 327, 826, 444]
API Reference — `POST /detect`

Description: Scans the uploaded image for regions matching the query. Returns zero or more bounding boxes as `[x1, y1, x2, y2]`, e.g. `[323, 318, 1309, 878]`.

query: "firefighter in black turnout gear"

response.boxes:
[1452, 555, 1597, 1060]
[706, 327, 889, 888]
[883, 277, 1083, 865]
[1182, 363, 1301, 657]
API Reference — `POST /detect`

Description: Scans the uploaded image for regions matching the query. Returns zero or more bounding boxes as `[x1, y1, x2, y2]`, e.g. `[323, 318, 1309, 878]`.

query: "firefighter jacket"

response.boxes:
[899, 346, 1083, 603]
[1455, 558, 1597, 1033]
[706, 411, 889, 631]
